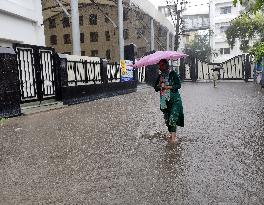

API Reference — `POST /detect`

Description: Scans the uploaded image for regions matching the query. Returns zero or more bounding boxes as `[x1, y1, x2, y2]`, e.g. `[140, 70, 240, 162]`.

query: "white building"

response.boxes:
[0, 0, 45, 47]
[158, 0, 210, 51]
[210, 0, 243, 63]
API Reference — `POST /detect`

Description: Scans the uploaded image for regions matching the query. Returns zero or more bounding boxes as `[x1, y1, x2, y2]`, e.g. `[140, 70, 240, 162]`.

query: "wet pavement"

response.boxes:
[0, 82, 263, 204]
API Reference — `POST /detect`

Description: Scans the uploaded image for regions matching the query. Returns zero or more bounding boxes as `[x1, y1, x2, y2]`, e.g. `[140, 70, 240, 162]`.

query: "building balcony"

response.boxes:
[214, 15, 238, 24]
[214, 35, 227, 43]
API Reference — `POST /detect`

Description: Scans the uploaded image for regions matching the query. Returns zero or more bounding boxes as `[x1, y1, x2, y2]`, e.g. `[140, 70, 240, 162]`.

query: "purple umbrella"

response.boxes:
[133, 51, 188, 68]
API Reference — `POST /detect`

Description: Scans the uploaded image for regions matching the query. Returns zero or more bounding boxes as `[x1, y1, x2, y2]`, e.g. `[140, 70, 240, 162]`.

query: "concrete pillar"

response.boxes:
[0, 47, 21, 117]
[71, 0, 81, 55]
[118, 0, 124, 60]
[151, 18, 155, 51]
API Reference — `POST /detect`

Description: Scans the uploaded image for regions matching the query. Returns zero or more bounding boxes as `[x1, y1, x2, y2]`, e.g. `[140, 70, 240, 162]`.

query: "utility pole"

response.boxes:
[71, 0, 81, 55]
[118, 0, 124, 60]
[173, 0, 185, 51]
[174, 10, 181, 51]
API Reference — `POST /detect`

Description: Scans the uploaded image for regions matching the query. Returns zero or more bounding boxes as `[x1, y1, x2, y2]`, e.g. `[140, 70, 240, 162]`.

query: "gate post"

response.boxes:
[54, 53, 64, 101]
[190, 57, 198, 82]
[56, 54, 68, 101]
[33, 46, 44, 102]
[100, 59, 108, 84]
[244, 54, 251, 82]
[0, 47, 21, 117]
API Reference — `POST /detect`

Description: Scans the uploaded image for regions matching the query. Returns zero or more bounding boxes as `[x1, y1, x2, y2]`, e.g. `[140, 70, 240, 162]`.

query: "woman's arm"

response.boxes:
[154, 75, 161, 92]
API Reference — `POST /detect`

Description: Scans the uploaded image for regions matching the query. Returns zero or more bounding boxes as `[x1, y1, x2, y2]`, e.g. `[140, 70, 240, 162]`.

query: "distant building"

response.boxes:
[42, 0, 175, 62]
[158, 1, 209, 52]
[0, 0, 45, 47]
[210, 0, 244, 63]
[159, 0, 245, 63]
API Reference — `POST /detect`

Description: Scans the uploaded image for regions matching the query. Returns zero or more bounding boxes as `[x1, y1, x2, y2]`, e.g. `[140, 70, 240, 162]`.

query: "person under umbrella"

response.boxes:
[154, 59, 184, 143]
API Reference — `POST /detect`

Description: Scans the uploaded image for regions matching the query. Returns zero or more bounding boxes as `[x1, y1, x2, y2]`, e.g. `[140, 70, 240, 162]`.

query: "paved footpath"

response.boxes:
[0, 82, 263, 205]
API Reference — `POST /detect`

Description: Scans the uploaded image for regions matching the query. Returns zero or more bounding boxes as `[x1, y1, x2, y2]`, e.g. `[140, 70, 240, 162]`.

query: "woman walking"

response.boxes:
[154, 59, 184, 143]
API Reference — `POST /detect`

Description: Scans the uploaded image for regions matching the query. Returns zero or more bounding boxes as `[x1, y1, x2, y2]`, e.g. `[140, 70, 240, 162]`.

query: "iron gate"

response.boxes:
[14, 44, 56, 103]
[179, 54, 254, 81]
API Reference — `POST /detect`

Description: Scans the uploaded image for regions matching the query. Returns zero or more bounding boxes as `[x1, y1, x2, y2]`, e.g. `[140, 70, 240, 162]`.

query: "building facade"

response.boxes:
[0, 0, 45, 47]
[210, 0, 243, 63]
[158, 1, 210, 52]
[42, 0, 175, 62]
[159, 0, 245, 63]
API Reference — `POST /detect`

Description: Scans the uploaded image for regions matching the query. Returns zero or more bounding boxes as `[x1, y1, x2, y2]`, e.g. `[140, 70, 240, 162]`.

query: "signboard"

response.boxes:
[120, 60, 134, 82]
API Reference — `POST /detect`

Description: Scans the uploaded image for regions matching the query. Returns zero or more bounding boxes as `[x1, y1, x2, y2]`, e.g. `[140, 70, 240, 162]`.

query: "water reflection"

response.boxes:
[153, 141, 187, 204]
[162, 142, 182, 177]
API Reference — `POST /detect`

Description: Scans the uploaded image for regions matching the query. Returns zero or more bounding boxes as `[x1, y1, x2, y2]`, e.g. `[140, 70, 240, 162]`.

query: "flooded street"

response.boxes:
[0, 82, 263, 204]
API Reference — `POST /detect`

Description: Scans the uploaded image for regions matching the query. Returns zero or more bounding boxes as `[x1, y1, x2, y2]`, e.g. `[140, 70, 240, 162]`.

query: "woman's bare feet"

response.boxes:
[170, 132, 176, 143]
[166, 133, 172, 140]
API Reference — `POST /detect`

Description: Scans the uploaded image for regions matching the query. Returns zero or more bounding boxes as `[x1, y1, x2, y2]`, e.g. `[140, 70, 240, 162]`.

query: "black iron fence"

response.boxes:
[179, 54, 254, 82]
[107, 62, 121, 83]
[13, 44, 56, 103]
[0, 44, 138, 117]
[57, 56, 136, 105]
[1, 43, 258, 118]
[66, 60, 102, 85]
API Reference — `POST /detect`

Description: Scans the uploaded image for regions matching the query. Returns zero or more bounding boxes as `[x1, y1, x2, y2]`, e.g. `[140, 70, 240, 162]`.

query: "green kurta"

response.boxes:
[154, 70, 184, 132]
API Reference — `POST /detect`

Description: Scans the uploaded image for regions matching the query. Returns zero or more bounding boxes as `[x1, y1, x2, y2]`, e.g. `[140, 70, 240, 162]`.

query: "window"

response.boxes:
[105, 13, 110, 23]
[91, 50, 98, 57]
[89, 14, 97, 25]
[224, 48, 230, 54]
[220, 26, 229, 33]
[81, 51, 86, 56]
[50, 35, 57, 45]
[124, 29, 129, 40]
[80, 33, 84, 43]
[63, 17, 70, 28]
[158, 28, 162, 37]
[123, 8, 129, 21]
[136, 29, 145, 39]
[220, 6, 231, 14]
[90, 32, 98, 42]
[63, 34, 71, 44]
[105, 31, 110, 41]
[106, 49, 111, 59]
[49, 19, 56, 29]
[220, 48, 231, 54]
[79, 16, 83, 26]
[136, 11, 144, 21]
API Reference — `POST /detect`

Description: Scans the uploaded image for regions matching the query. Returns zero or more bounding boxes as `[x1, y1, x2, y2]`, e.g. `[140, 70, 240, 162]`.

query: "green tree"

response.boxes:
[250, 42, 264, 62]
[233, 0, 264, 13]
[225, 12, 264, 52]
[184, 34, 211, 62]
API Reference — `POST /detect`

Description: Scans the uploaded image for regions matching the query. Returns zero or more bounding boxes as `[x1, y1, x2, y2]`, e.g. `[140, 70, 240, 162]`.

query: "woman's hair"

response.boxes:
[159, 59, 169, 68]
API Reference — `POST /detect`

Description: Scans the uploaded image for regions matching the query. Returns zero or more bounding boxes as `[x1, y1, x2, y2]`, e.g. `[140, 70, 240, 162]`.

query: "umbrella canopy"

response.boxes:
[133, 51, 188, 68]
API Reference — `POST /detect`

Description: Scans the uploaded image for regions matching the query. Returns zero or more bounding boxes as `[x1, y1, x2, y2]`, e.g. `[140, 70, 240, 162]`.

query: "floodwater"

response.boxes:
[0, 82, 263, 204]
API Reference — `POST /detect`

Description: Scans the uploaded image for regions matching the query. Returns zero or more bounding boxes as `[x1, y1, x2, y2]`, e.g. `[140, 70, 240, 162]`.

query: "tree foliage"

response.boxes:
[184, 34, 211, 62]
[233, 0, 264, 13]
[225, 12, 264, 52]
[249, 42, 264, 62]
